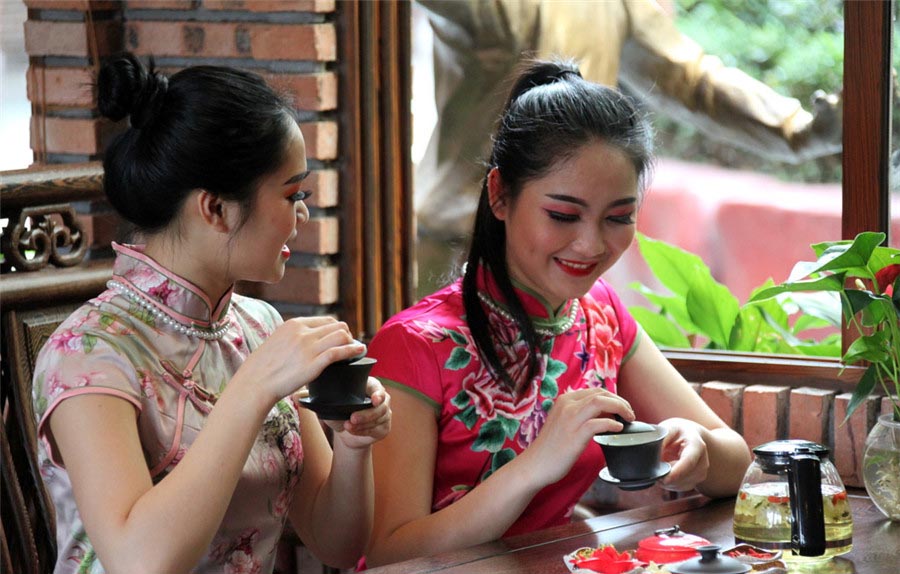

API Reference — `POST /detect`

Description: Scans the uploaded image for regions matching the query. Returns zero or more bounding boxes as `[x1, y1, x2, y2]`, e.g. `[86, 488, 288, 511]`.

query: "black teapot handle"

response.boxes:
[788, 454, 826, 557]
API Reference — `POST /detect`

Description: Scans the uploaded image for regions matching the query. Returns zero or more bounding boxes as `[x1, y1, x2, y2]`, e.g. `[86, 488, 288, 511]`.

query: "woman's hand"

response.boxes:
[327, 377, 392, 450]
[520, 387, 634, 486]
[657, 417, 711, 492]
[236, 316, 367, 406]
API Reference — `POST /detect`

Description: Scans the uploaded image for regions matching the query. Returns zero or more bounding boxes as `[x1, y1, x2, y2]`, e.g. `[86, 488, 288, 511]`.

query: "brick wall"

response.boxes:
[694, 379, 892, 488]
[24, 0, 342, 319]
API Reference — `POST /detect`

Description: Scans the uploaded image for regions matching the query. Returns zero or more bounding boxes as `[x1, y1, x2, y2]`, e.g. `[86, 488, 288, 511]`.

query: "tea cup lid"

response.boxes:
[598, 414, 657, 435]
[669, 545, 751, 574]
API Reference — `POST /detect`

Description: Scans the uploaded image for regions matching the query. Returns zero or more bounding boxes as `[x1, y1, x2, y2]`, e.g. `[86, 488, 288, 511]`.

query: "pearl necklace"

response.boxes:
[477, 292, 580, 337]
[107, 280, 231, 340]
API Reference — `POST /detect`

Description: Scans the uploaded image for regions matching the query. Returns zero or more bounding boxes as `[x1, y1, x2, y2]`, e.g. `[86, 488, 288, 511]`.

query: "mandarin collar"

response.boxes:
[476, 264, 577, 327]
[110, 243, 233, 327]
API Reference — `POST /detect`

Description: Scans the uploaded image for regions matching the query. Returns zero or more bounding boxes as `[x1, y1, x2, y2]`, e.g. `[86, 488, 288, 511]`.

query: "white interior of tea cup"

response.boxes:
[594, 426, 668, 446]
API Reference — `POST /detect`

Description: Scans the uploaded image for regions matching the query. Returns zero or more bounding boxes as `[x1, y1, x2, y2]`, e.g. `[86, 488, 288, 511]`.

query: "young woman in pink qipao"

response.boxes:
[33, 53, 391, 574]
[363, 60, 751, 567]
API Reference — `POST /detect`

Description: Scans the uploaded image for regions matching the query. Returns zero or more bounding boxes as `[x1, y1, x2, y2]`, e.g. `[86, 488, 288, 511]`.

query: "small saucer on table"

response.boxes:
[297, 397, 373, 420]
[598, 462, 672, 491]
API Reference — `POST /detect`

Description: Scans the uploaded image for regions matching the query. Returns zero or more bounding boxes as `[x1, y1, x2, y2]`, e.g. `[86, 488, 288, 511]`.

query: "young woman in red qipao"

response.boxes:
[363, 60, 751, 567]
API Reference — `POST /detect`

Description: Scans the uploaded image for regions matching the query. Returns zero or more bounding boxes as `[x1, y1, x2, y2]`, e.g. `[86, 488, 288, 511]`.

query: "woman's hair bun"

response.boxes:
[502, 58, 583, 111]
[97, 53, 168, 129]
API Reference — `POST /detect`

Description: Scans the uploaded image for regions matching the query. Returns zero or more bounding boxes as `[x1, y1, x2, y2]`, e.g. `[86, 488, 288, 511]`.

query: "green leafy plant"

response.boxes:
[749, 232, 900, 422]
[628, 232, 840, 356]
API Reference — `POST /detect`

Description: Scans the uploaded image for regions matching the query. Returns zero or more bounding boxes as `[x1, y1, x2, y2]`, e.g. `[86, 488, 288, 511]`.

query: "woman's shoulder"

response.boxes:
[230, 293, 283, 328]
[379, 280, 465, 334]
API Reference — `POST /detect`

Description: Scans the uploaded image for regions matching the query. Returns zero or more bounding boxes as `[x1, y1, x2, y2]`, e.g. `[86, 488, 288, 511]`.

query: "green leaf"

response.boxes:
[540, 376, 558, 398]
[728, 307, 764, 352]
[542, 398, 553, 411]
[629, 307, 691, 348]
[545, 358, 567, 380]
[472, 417, 516, 452]
[444, 347, 471, 370]
[447, 329, 468, 345]
[635, 233, 707, 298]
[843, 331, 890, 365]
[491, 448, 516, 472]
[451, 389, 470, 409]
[629, 283, 698, 332]
[843, 364, 879, 423]
[791, 313, 834, 334]
[812, 232, 884, 274]
[844, 289, 881, 317]
[456, 404, 479, 429]
[749, 274, 844, 302]
[82, 333, 97, 354]
[685, 279, 739, 348]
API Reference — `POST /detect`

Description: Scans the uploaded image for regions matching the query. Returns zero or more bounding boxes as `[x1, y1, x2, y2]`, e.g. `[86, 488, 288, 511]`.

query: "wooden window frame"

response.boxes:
[665, 0, 893, 388]
[1, 1, 892, 381]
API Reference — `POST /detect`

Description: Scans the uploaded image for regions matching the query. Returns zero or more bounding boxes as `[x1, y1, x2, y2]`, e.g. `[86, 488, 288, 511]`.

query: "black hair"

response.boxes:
[462, 59, 655, 392]
[96, 52, 296, 233]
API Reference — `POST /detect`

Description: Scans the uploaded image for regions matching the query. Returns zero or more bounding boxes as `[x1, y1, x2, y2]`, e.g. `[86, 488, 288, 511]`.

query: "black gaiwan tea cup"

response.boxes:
[299, 354, 377, 420]
[593, 418, 670, 488]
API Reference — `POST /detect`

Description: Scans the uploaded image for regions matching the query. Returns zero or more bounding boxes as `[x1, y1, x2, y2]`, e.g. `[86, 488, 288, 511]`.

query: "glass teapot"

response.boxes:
[733, 440, 853, 562]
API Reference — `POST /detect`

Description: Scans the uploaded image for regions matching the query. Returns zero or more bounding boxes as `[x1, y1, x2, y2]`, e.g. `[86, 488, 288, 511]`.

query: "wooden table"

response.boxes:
[365, 491, 898, 573]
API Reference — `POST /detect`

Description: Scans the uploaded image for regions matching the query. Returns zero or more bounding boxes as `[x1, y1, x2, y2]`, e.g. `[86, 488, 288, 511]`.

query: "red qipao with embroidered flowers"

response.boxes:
[367, 265, 640, 536]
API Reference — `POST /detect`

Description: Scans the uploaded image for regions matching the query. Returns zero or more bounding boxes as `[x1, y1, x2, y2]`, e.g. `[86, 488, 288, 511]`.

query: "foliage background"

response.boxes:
[652, 0, 847, 183]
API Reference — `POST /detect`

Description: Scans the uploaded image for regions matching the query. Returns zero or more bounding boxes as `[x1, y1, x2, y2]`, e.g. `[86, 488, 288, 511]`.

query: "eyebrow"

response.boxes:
[283, 171, 311, 185]
[545, 194, 637, 208]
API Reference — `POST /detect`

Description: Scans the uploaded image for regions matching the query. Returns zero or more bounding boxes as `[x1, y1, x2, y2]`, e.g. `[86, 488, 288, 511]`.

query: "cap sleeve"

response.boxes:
[33, 334, 142, 467]
[368, 320, 443, 414]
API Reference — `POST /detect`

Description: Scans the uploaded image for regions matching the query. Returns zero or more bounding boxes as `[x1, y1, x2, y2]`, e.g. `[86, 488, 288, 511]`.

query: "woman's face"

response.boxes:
[229, 120, 310, 284]
[492, 140, 640, 309]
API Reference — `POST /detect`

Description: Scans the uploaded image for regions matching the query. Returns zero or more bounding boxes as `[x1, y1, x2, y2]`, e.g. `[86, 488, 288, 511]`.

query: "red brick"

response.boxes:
[742, 384, 790, 449]
[27, 66, 95, 108]
[833, 393, 881, 488]
[252, 265, 338, 305]
[24, 20, 122, 58]
[126, 21, 335, 61]
[306, 169, 337, 208]
[25, 1, 119, 9]
[788, 387, 836, 446]
[204, 0, 335, 12]
[299, 121, 337, 161]
[265, 72, 337, 112]
[290, 216, 338, 255]
[699, 382, 745, 432]
[30, 116, 119, 156]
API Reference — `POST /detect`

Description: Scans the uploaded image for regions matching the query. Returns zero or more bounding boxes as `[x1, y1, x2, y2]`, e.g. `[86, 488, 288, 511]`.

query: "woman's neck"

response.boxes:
[143, 235, 233, 304]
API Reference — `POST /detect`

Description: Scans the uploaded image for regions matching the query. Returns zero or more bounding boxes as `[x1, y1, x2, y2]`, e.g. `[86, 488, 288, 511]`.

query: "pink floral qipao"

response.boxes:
[367, 269, 640, 537]
[33, 243, 304, 574]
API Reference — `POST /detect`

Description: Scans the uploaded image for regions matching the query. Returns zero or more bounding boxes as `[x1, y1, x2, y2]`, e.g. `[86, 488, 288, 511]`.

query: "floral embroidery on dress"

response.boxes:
[434, 291, 624, 502]
[211, 528, 262, 574]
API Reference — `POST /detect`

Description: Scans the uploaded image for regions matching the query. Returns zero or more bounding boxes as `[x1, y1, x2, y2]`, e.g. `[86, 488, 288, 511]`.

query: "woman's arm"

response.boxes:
[617, 341, 752, 497]
[48, 317, 367, 574]
[365, 385, 633, 567]
[287, 378, 391, 569]
[50, 374, 272, 574]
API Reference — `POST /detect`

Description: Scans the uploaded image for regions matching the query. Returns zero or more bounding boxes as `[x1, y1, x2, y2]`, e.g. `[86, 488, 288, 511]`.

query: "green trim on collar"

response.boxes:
[508, 275, 563, 317]
[380, 378, 441, 415]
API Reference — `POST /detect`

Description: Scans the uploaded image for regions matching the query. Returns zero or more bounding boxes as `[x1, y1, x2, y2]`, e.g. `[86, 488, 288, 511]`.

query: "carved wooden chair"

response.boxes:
[2, 305, 85, 574]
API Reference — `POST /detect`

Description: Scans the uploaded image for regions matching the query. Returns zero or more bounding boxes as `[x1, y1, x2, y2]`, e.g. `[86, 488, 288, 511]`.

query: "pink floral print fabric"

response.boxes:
[33, 243, 304, 574]
[367, 268, 639, 537]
